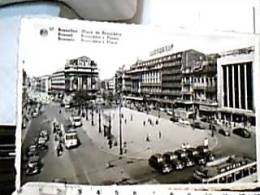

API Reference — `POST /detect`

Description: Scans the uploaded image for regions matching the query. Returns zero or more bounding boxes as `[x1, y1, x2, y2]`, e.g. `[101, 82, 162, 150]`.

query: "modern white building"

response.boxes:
[217, 46, 255, 127]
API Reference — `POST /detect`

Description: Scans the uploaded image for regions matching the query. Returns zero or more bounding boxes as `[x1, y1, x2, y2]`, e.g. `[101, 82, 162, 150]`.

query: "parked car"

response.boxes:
[190, 121, 206, 129]
[233, 128, 251, 138]
[25, 155, 41, 176]
[218, 129, 230, 136]
[181, 156, 195, 167]
[26, 144, 39, 158]
[178, 118, 190, 125]
[163, 152, 184, 170]
[170, 116, 179, 122]
[196, 145, 209, 155]
[186, 148, 207, 165]
[148, 153, 173, 174]
[174, 149, 188, 159]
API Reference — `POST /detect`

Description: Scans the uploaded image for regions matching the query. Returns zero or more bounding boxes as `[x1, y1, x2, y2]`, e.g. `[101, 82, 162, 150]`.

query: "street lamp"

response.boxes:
[119, 93, 123, 155]
[91, 103, 94, 126]
[98, 104, 101, 133]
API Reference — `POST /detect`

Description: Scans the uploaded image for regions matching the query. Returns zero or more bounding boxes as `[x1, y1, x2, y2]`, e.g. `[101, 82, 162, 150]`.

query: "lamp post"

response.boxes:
[98, 104, 101, 133]
[91, 103, 94, 126]
[119, 93, 123, 155]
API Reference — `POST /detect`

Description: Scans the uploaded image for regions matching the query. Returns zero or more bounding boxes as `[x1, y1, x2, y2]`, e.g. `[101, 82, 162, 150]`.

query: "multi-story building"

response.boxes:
[50, 69, 65, 96]
[64, 56, 98, 94]
[124, 49, 206, 108]
[217, 46, 255, 127]
[192, 54, 219, 119]
[50, 56, 99, 98]
[36, 75, 50, 93]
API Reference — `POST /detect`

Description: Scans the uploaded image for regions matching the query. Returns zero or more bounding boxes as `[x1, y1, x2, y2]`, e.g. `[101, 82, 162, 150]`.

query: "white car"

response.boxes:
[71, 116, 82, 128]
[178, 118, 190, 125]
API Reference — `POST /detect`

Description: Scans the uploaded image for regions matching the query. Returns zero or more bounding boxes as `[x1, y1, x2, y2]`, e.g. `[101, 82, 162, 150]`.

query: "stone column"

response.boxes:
[244, 63, 248, 110]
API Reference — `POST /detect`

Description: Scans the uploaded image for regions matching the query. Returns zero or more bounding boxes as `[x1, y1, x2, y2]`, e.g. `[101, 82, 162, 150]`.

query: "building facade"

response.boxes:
[36, 75, 50, 93]
[217, 47, 255, 126]
[50, 56, 99, 98]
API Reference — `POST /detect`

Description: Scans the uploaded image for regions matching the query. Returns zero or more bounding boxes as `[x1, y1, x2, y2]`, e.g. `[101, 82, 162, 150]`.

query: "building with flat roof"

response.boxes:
[217, 46, 255, 126]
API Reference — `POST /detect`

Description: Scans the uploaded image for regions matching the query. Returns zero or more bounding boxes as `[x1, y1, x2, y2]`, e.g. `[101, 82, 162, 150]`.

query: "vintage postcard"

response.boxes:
[16, 16, 259, 192]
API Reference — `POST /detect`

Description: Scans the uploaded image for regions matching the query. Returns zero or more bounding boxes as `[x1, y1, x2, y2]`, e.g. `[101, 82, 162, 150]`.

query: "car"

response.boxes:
[181, 156, 195, 167]
[190, 121, 206, 129]
[39, 130, 49, 141]
[71, 116, 82, 128]
[178, 118, 190, 125]
[170, 116, 179, 122]
[205, 151, 215, 162]
[32, 112, 38, 118]
[218, 129, 230, 136]
[166, 109, 173, 116]
[174, 149, 188, 159]
[25, 155, 41, 176]
[233, 128, 251, 138]
[163, 152, 184, 170]
[196, 145, 209, 155]
[186, 148, 207, 165]
[148, 153, 173, 174]
[26, 144, 39, 158]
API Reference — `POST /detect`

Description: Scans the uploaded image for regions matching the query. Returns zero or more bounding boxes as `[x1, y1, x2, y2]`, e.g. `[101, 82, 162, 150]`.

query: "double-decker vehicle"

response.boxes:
[193, 156, 256, 184]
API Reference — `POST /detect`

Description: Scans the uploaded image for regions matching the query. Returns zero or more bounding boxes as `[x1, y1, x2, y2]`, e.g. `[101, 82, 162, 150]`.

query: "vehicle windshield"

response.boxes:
[73, 117, 81, 121]
[66, 134, 77, 140]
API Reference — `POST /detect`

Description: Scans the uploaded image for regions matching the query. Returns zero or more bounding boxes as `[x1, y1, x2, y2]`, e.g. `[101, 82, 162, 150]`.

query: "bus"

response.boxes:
[61, 124, 79, 149]
[193, 156, 257, 184]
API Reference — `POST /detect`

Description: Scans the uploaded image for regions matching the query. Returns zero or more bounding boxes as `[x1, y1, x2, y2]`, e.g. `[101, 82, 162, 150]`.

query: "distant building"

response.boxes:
[50, 56, 99, 98]
[36, 75, 50, 93]
[50, 69, 65, 96]
[217, 46, 255, 126]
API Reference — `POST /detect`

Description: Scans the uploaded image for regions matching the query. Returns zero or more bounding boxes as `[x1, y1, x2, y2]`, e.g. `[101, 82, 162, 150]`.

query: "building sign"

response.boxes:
[149, 44, 174, 57]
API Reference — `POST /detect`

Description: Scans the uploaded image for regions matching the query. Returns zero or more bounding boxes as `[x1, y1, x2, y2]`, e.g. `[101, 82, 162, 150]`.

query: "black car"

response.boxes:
[196, 145, 209, 155]
[233, 128, 251, 138]
[174, 149, 188, 159]
[181, 156, 195, 167]
[24, 155, 41, 176]
[170, 116, 178, 122]
[218, 129, 230, 136]
[190, 121, 205, 129]
[148, 153, 173, 174]
[163, 152, 184, 170]
[186, 148, 207, 165]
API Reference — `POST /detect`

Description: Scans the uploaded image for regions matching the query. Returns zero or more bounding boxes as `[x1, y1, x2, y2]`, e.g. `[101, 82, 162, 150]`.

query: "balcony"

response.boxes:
[141, 82, 161, 87]
[161, 90, 181, 96]
[181, 90, 192, 95]
[162, 76, 182, 81]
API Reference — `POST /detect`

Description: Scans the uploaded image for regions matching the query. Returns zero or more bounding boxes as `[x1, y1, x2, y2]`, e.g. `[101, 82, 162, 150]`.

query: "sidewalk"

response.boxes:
[78, 107, 217, 159]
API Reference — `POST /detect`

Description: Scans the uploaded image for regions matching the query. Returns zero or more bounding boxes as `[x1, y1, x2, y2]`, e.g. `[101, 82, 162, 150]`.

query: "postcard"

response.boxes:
[16, 16, 259, 193]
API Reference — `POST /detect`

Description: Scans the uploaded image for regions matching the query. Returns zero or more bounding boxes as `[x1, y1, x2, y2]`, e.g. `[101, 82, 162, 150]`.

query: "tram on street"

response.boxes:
[193, 156, 257, 184]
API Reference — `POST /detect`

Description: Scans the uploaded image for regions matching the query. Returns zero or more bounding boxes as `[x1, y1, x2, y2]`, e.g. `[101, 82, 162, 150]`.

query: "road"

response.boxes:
[21, 102, 257, 185]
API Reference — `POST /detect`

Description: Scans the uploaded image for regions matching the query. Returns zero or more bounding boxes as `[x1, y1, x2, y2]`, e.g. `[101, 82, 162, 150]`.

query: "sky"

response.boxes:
[19, 17, 256, 80]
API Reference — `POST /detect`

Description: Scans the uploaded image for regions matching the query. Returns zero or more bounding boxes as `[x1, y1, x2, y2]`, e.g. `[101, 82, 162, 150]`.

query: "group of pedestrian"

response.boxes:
[53, 122, 64, 157]
[143, 117, 159, 126]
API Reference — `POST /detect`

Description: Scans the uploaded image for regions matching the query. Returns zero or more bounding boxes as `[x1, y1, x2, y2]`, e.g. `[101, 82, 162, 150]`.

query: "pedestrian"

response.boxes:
[143, 120, 146, 126]
[125, 119, 127, 124]
[56, 144, 60, 156]
[159, 131, 162, 139]
[130, 114, 133, 121]
[146, 135, 150, 142]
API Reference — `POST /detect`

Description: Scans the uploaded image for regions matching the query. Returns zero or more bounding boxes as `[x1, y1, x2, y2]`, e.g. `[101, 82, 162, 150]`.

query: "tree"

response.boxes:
[73, 90, 92, 107]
